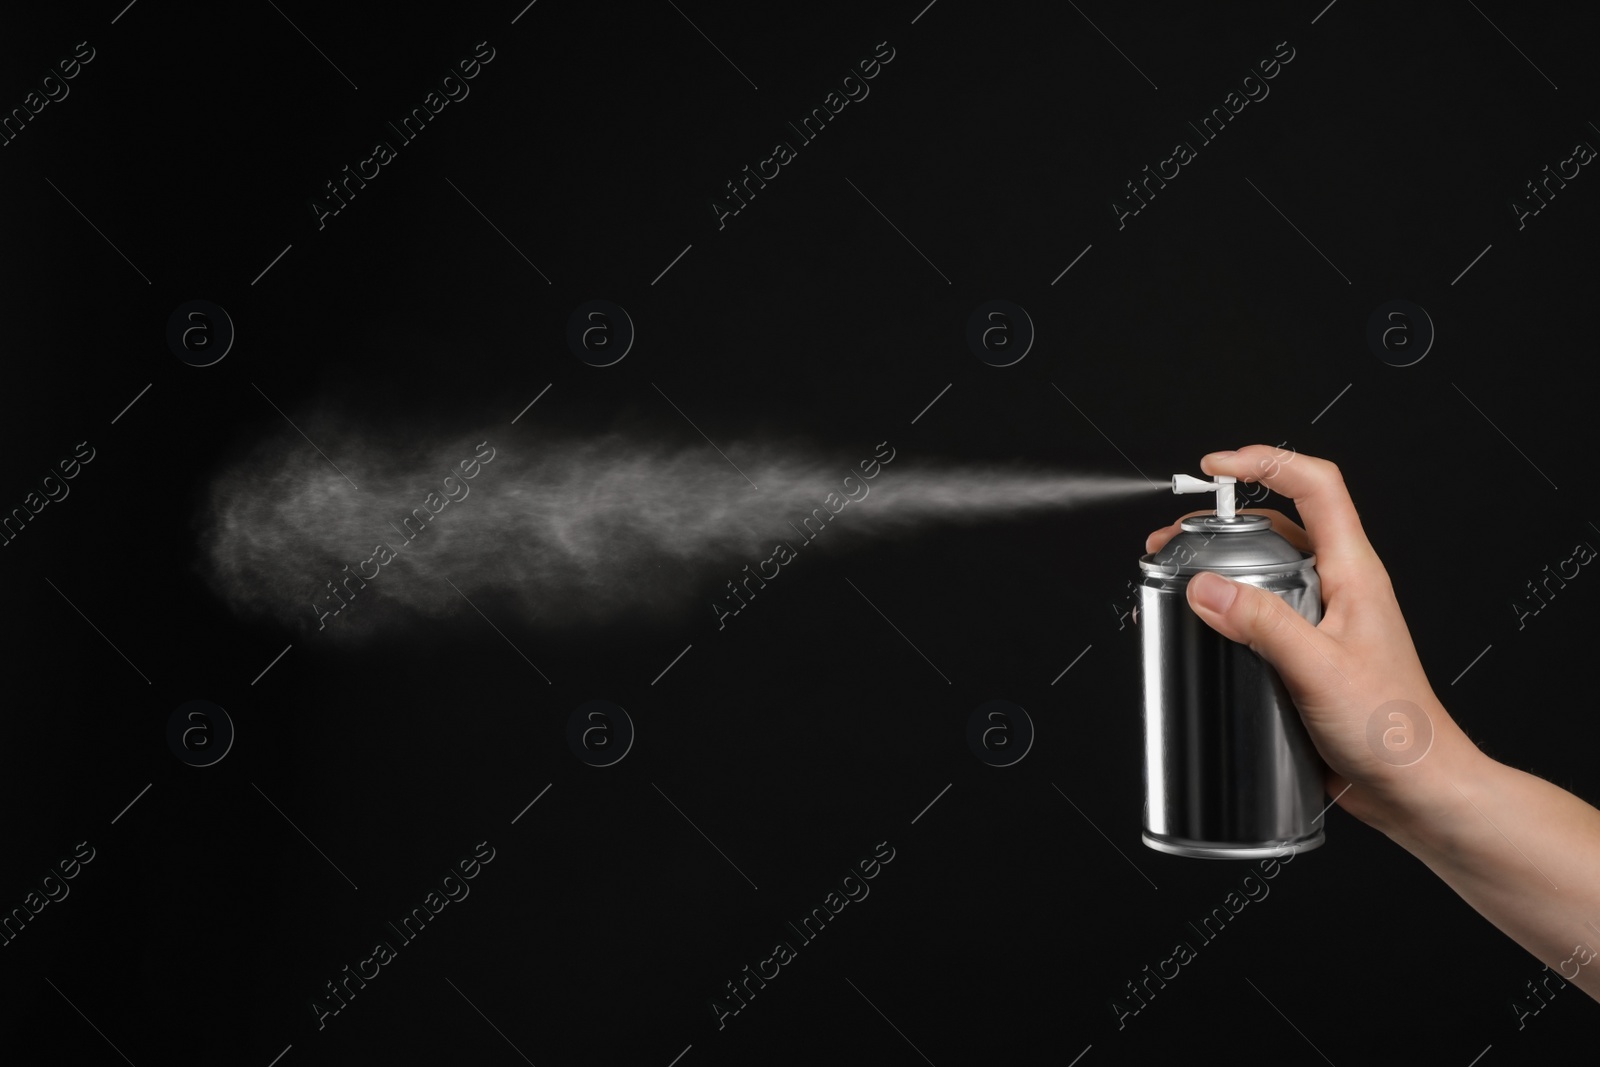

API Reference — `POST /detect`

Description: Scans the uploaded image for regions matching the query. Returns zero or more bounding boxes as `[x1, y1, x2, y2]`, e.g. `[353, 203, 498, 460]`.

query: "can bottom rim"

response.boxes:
[1141, 830, 1325, 860]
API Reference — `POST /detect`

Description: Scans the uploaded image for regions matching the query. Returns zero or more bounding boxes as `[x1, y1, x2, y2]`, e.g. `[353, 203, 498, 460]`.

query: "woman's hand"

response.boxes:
[1143, 444, 1481, 830]
[1145, 446, 1600, 1005]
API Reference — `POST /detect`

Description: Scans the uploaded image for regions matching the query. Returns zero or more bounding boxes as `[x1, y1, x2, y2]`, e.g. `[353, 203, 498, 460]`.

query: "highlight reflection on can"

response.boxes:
[1136, 473, 1327, 859]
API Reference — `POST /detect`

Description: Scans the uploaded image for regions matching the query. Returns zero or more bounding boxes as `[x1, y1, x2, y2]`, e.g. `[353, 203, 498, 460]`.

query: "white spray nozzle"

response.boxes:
[1170, 473, 1238, 519]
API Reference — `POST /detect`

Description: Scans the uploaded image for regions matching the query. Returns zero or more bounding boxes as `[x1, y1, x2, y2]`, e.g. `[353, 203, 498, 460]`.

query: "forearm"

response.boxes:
[1362, 726, 1600, 1000]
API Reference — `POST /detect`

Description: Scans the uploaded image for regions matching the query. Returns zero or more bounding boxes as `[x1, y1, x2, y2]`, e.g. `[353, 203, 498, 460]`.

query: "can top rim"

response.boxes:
[1180, 513, 1271, 533]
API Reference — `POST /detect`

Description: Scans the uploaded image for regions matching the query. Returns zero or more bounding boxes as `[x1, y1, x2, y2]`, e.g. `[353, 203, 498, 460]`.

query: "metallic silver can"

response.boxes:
[1137, 508, 1326, 859]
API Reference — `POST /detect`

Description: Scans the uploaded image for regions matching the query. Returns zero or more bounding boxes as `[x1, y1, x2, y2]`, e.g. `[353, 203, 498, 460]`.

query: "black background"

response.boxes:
[2, 1, 1596, 1063]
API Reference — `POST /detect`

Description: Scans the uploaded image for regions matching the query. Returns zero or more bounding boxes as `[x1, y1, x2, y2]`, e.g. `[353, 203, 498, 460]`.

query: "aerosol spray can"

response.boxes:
[1136, 473, 1326, 858]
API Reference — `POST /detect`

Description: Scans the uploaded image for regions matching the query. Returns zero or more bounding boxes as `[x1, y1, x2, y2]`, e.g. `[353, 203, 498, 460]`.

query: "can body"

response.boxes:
[1137, 513, 1326, 859]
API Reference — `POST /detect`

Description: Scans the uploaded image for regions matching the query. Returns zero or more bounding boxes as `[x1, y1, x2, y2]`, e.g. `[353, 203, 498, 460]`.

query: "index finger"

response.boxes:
[1199, 445, 1385, 598]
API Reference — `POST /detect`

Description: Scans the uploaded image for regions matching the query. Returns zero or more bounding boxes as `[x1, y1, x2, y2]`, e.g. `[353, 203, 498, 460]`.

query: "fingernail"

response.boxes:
[1204, 450, 1237, 460]
[1191, 572, 1238, 614]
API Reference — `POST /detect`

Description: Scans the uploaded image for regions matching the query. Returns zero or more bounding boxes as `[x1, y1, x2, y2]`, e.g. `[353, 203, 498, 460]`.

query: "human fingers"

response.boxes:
[1198, 446, 1385, 600]
[1143, 508, 1310, 556]
[1186, 570, 1349, 707]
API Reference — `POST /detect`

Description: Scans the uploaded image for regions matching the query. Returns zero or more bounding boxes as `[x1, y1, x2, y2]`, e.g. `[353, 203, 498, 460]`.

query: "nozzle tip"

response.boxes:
[1172, 474, 1218, 495]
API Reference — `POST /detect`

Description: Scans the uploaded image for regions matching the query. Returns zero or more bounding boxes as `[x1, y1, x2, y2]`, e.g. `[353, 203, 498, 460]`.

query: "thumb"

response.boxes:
[1186, 571, 1329, 688]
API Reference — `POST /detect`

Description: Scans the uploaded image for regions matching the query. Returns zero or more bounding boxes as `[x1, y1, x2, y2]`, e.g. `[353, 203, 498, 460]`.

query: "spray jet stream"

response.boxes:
[196, 426, 1153, 639]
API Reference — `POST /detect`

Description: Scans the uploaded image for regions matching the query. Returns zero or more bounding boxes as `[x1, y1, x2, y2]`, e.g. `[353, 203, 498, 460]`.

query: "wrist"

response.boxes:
[1348, 716, 1497, 854]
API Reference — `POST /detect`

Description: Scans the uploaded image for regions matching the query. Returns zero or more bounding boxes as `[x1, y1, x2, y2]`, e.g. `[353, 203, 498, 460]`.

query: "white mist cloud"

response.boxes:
[195, 424, 1154, 639]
